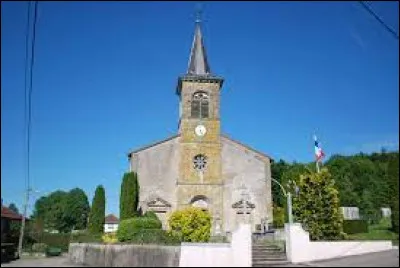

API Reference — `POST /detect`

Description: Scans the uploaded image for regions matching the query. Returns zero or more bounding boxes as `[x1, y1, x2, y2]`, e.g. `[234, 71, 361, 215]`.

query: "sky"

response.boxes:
[1, 1, 399, 216]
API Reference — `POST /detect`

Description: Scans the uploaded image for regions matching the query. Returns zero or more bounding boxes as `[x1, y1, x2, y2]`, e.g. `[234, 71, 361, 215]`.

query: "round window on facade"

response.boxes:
[193, 154, 207, 171]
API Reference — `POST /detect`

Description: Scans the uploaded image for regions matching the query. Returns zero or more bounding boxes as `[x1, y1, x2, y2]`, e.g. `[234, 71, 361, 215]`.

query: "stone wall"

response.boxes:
[69, 243, 180, 267]
[221, 136, 273, 233]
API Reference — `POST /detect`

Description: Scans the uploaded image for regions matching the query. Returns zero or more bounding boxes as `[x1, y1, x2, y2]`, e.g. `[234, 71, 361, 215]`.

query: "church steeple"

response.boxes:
[176, 9, 223, 96]
[187, 20, 211, 76]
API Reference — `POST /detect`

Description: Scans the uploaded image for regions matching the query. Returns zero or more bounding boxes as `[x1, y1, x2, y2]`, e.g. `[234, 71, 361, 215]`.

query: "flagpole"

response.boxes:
[316, 160, 320, 173]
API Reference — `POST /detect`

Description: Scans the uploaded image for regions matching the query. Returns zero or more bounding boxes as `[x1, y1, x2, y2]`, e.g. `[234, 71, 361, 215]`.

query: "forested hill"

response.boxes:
[271, 150, 399, 225]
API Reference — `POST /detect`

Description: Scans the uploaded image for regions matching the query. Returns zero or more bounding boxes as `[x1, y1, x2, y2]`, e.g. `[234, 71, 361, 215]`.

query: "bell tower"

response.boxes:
[176, 12, 225, 233]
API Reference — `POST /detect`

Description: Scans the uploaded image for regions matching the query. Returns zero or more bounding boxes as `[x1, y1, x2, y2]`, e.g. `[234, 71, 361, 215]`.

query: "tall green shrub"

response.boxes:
[88, 185, 105, 234]
[292, 168, 345, 240]
[120, 172, 140, 220]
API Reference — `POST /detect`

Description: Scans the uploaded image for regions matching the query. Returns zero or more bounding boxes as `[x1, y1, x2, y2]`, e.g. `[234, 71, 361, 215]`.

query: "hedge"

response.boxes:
[117, 217, 162, 242]
[343, 220, 369, 234]
[117, 228, 180, 245]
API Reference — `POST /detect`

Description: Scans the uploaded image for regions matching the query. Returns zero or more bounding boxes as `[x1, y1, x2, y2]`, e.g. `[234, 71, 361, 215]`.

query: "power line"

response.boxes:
[358, 1, 399, 40]
[18, 0, 39, 257]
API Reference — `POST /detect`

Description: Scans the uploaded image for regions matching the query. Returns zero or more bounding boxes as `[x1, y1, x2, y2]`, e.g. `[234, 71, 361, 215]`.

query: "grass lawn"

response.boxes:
[346, 218, 399, 245]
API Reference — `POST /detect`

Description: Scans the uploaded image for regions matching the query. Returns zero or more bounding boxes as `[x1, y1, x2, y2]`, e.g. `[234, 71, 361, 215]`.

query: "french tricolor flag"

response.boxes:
[314, 135, 325, 162]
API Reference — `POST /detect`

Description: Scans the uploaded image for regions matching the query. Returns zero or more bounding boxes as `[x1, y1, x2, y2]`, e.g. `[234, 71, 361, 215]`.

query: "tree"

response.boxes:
[119, 172, 139, 220]
[88, 185, 106, 234]
[63, 188, 90, 231]
[8, 203, 19, 214]
[292, 168, 344, 240]
[271, 159, 290, 207]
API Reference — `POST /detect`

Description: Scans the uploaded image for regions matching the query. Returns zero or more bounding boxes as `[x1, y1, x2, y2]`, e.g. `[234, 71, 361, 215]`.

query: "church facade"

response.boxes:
[128, 20, 273, 235]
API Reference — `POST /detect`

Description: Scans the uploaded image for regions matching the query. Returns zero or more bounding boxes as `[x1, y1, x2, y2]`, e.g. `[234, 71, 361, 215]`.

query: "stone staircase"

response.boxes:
[252, 240, 289, 267]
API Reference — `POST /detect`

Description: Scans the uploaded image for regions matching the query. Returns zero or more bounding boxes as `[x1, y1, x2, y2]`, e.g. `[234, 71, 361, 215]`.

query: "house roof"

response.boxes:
[1, 206, 23, 221]
[105, 214, 119, 224]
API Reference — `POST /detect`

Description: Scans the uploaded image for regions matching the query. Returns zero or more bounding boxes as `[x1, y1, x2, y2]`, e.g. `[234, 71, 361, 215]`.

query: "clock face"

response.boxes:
[195, 124, 207, 137]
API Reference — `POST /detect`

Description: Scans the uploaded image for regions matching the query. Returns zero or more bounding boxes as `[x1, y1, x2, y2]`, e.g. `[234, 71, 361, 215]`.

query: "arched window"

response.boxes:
[191, 92, 209, 119]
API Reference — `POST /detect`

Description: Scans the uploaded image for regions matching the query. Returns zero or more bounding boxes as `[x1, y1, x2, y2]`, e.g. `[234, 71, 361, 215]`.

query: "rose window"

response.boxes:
[193, 154, 207, 171]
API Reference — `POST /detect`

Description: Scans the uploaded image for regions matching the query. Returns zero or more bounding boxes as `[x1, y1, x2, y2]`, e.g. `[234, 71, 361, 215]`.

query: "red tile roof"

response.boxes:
[1, 206, 23, 220]
[105, 214, 119, 224]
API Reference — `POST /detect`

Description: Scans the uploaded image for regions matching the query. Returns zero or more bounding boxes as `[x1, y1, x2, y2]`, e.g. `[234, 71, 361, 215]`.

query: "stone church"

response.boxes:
[128, 19, 273, 235]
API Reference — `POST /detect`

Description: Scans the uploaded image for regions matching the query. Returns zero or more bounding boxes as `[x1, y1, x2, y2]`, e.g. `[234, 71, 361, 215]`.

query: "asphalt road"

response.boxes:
[1, 249, 398, 267]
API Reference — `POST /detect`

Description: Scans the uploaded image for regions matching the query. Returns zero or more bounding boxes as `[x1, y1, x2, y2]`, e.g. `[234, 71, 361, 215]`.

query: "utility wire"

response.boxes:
[18, 0, 39, 257]
[358, 1, 399, 40]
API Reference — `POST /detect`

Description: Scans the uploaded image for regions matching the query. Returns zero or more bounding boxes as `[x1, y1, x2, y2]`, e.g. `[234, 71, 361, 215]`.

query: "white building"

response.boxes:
[381, 207, 392, 218]
[104, 214, 119, 233]
[340, 207, 360, 220]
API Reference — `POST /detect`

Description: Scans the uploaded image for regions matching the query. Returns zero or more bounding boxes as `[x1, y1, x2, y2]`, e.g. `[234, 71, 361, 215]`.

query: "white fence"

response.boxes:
[285, 223, 394, 263]
[179, 224, 252, 267]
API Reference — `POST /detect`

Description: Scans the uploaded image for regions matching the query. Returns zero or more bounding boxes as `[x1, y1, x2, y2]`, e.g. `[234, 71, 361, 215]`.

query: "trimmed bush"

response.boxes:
[343, 220, 369, 234]
[34, 233, 70, 252]
[102, 233, 118, 244]
[168, 207, 211, 242]
[117, 228, 180, 245]
[117, 217, 162, 242]
[143, 210, 158, 219]
[70, 231, 102, 244]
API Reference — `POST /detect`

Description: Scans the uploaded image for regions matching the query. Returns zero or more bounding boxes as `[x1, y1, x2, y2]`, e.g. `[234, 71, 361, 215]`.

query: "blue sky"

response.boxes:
[1, 1, 398, 216]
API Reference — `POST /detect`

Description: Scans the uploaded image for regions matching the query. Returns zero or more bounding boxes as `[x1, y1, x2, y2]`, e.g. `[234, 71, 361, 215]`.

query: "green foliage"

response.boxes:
[273, 206, 285, 228]
[31, 243, 47, 253]
[116, 216, 176, 245]
[88, 185, 106, 234]
[63, 188, 90, 231]
[388, 155, 399, 233]
[168, 207, 211, 242]
[70, 231, 102, 243]
[8, 203, 19, 214]
[343, 220, 369, 234]
[292, 168, 345, 241]
[117, 228, 180, 245]
[31, 233, 71, 252]
[271, 160, 290, 207]
[31, 188, 90, 233]
[143, 210, 158, 219]
[326, 152, 399, 224]
[117, 217, 162, 242]
[120, 172, 140, 220]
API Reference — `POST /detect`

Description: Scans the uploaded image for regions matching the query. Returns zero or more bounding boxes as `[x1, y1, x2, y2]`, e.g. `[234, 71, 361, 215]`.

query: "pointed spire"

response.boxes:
[187, 6, 211, 76]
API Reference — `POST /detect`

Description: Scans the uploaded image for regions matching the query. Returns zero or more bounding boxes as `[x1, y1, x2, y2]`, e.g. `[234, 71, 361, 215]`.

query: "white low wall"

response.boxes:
[179, 224, 252, 267]
[285, 223, 394, 263]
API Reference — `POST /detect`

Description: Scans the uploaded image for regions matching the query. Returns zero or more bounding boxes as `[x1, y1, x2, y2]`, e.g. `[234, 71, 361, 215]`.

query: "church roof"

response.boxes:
[127, 134, 180, 157]
[187, 21, 210, 76]
[176, 18, 224, 95]
[221, 134, 273, 162]
[127, 133, 272, 162]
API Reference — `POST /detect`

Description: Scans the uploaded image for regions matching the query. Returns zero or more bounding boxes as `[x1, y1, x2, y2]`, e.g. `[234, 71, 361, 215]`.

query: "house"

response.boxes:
[104, 214, 119, 233]
[1, 205, 24, 260]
